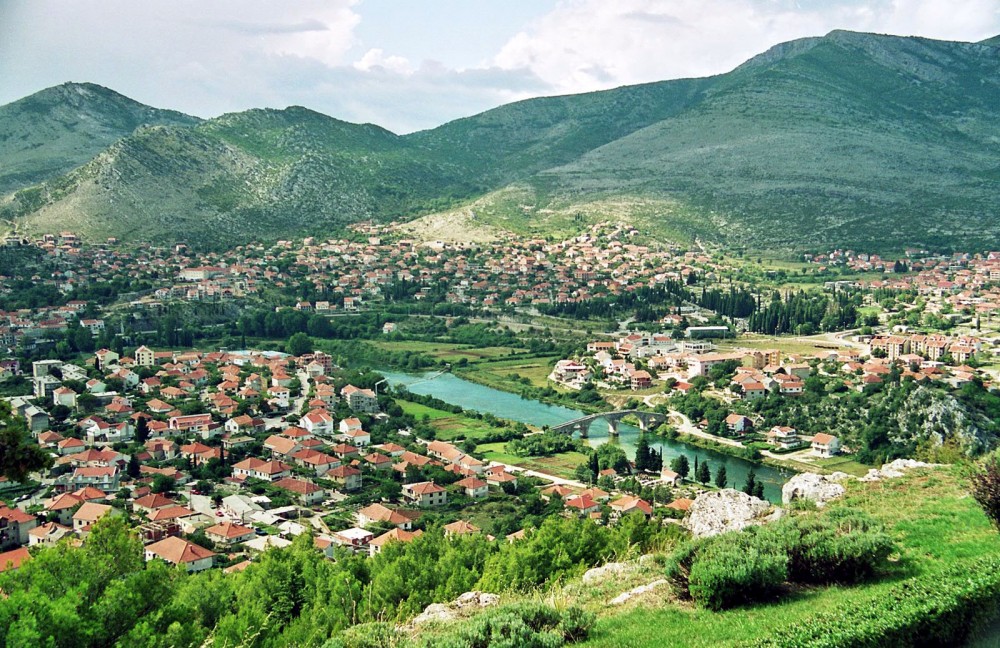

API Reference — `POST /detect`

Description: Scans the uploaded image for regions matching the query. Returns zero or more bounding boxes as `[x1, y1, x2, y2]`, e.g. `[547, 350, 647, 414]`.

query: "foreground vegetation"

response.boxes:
[0, 513, 681, 647]
[576, 466, 1000, 647]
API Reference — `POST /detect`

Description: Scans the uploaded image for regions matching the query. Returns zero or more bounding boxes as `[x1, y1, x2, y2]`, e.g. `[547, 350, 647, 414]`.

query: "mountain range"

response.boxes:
[1, 30, 998, 252]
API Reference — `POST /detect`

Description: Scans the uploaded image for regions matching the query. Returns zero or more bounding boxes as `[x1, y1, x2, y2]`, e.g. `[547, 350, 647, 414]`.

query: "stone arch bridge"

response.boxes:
[549, 410, 668, 438]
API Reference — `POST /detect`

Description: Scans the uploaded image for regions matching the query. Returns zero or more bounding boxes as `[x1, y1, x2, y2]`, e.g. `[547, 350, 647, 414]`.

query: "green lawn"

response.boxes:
[374, 340, 528, 363]
[477, 441, 588, 481]
[578, 466, 1000, 647]
[398, 399, 500, 441]
[458, 356, 561, 391]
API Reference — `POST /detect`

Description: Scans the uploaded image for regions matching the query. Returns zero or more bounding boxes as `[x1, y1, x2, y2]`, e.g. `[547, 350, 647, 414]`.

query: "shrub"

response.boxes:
[324, 622, 408, 648]
[557, 606, 596, 642]
[970, 452, 1000, 529]
[666, 509, 897, 609]
[776, 509, 895, 584]
[426, 603, 594, 648]
[667, 529, 788, 610]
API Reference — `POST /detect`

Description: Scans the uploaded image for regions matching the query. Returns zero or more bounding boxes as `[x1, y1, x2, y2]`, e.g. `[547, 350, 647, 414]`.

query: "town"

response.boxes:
[4, 222, 1000, 578]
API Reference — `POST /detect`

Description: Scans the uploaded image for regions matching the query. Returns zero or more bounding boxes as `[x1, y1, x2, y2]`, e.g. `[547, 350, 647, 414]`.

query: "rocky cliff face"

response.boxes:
[892, 386, 989, 455]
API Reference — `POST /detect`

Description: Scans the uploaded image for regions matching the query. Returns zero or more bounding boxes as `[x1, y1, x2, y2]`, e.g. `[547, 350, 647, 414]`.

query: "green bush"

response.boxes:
[776, 509, 895, 584]
[667, 529, 788, 610]
[425, 603, 594, 648]
[666, 509, 897, 610]
[323, 622, 408, 648]
[755, 556, 1000, 648]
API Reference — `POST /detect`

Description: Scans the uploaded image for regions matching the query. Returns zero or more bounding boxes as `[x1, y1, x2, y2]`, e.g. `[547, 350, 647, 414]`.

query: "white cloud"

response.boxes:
[491, 0, 1000, 95]
[1, 0, 997, 133]
[354, 49, 415, 75]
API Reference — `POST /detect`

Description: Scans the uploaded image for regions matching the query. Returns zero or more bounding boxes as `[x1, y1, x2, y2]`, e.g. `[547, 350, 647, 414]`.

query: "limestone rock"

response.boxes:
[782, 472, 847, 507]
[859, 459, 941, 482]
[412, 591, 500, 626]
[583, 562, 630, 584]
[684, 489, 779, 539]
[609, 579, 668, 606]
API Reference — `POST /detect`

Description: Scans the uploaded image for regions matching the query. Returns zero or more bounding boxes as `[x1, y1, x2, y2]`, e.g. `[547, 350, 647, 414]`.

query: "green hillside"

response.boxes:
[0, 82, 199, 194]
[536, 31, 1000, 252]
[2, 31, 999, 250]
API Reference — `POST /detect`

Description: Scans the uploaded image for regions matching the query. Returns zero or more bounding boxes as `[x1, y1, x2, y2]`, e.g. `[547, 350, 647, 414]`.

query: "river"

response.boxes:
[380, 369, 792, 502]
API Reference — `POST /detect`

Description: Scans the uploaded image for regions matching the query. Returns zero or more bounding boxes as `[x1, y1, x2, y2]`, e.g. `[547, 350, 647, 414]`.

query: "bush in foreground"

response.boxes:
[666, 510, 896, 610]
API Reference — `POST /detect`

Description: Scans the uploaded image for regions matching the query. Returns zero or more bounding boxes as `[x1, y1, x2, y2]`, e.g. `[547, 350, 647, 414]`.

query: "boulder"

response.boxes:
[411, 591, 500, 626]
[782, 472, 847, 507]
[683, 489, 779, 539]
[583, 562, 630, 584]
[859, 459, 941, 482]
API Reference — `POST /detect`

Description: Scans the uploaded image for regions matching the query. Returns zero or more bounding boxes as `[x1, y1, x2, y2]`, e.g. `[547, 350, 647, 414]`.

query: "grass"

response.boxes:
[718, 336, 839, 358]
[809, 455, 873, 477]
[456, 355, 561, 390]
[477, 441, 589, 482]
[397, 400, 500, 441]
[373, 340, 528, 363]
[575, 466, 1000, 647]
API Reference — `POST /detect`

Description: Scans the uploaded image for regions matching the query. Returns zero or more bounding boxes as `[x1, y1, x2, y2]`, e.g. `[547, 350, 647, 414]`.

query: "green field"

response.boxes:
[457, 356, 561, 391]
[374, 340, 527, 363]
[477, 441, 588, 482]
[397, 399, 501, 441]
[718, 336, 842, 358]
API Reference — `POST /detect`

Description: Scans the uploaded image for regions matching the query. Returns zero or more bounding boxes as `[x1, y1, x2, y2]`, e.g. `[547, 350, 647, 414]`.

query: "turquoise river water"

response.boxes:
[381, 369, 792, 502]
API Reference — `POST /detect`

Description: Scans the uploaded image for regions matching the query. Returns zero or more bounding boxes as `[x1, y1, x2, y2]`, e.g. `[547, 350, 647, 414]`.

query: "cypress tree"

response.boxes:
[715, 465, 727, 488]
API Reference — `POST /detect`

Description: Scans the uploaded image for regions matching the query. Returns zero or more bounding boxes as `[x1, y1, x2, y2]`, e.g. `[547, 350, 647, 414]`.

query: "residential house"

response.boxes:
[272, 477, 326, 505]
[402, 481, 447, 507]
[204, 522, 256, 546]
[357, 503, 412, 530]
[327, 465, 363, 491]
[810, 433, 841, 458]
[144, 536, 216, 572]
[341, 385, 378, 413]
[454, 476, 488, 499]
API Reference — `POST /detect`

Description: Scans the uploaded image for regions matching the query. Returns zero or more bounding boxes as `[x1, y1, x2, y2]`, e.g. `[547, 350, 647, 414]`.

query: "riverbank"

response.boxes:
[666, 431, 812, 476]
[452, 364, 612, 415]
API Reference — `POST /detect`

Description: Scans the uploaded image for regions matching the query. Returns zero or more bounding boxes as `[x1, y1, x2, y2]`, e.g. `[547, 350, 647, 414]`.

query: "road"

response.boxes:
[667, 410, 746, 449]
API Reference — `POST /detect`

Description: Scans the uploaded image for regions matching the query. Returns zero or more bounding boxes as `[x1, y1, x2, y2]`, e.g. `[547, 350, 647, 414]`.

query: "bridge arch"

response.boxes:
[549, 410, 668, 438]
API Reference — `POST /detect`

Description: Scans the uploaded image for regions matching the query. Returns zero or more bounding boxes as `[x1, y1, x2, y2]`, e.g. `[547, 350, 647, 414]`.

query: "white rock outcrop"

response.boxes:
[683, 489, 782, 539]
[411, 591, 500, 626]
[609, 579, 668, 606]
[582, 562, 630, 584]
[859, 459, 942, 482]
[782, 472, 848, 507]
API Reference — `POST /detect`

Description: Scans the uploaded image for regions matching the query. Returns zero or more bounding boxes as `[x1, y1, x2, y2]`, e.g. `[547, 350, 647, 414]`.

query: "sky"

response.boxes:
[1, 0, 998, 133]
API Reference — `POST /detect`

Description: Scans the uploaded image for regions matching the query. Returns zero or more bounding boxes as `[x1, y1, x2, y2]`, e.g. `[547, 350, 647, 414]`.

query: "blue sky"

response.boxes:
[1, 0, 998, 133]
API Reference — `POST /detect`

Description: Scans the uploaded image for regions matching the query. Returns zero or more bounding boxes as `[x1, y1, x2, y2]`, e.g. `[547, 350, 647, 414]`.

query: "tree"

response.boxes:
[635, 435, 651, 472]
[648, 448, 663, 473]
[151, 474, 176, 494]
[671, 454, 690, 479]
[135, 417, 149, 444]
[971, 453, 1000, 529]
[753, 481, 765, 500]
[697, 460, 711, 485]
[743, 469, 758, 496]
[126, 454, 140, 479]
[287, 332, 313, 357]
[0, 401, 52, 482]
[715, 465, 728, 489]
